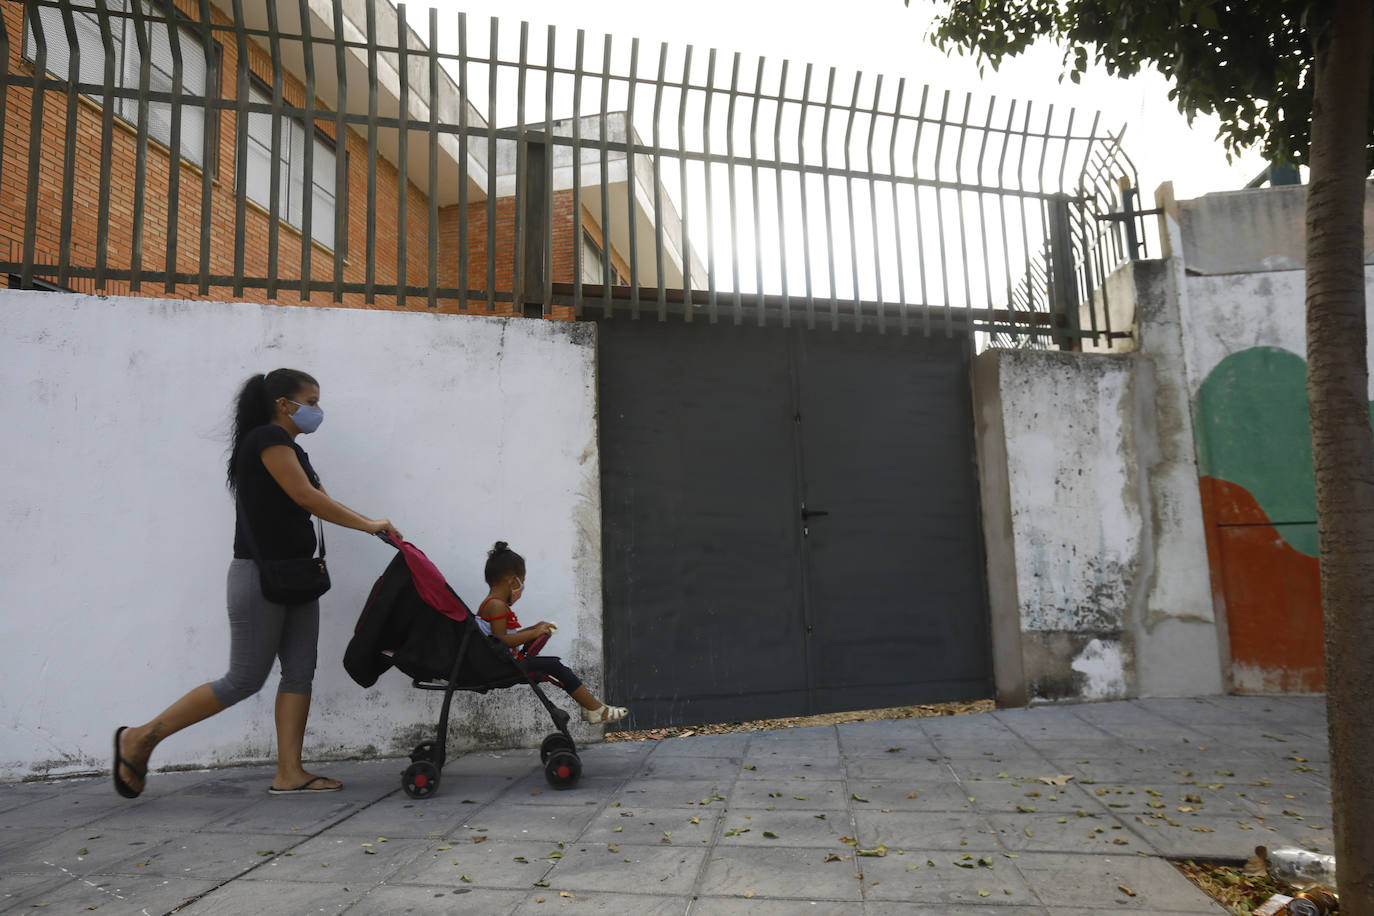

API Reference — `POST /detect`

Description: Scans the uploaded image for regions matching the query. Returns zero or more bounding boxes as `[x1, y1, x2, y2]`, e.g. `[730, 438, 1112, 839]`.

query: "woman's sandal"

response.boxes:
[267, 775, 343, 795]
[581, 704, 628, 725]
[112, 726, 146, 799]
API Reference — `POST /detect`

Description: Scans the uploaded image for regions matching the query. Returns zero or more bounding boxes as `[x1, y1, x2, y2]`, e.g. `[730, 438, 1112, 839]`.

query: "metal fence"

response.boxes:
[3, 0, 1146, 346]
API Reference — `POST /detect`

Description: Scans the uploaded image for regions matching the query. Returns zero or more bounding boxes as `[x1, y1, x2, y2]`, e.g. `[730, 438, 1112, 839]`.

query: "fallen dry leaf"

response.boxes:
[1034, 774, 1074, 786]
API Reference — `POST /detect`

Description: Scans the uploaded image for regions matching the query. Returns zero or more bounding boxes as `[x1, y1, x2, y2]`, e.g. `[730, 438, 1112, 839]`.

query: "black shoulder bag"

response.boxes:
[235, 500, 331, 605]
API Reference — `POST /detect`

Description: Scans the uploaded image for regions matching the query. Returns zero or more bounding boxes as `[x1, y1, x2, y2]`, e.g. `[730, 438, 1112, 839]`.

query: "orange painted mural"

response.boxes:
[1192, 346, 1374, 694]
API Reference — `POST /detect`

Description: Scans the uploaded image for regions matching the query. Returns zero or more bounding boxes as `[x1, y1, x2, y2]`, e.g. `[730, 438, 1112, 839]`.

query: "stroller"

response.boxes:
[344, 535, 582, 798]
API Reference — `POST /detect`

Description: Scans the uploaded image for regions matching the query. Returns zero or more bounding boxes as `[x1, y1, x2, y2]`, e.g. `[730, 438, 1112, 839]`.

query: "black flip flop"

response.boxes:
[267, 775, 343, 795]
[112, 726, 145, 799]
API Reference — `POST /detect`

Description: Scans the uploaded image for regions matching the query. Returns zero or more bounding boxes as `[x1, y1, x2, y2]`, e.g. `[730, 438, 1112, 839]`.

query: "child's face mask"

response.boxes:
[510, 577, 524, 604]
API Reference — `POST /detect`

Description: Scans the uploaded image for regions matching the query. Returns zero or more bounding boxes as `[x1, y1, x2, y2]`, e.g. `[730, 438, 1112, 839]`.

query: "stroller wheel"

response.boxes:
[540, 732, 576, 763]
[403, 760, 440, 799]
[543, 750, 582, 789]
[411, 740, 437, 762]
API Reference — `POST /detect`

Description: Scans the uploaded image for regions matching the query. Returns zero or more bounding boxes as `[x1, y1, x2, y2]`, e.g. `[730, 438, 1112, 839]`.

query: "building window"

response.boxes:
[242, 82, 338, 250]
[581, 230, 604, 285]
[23, 0, 214, 170]
[582, 230, 628, 286]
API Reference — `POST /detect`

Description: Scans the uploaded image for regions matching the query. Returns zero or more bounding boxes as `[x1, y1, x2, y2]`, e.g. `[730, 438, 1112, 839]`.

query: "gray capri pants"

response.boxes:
[210, 559, 320, 707]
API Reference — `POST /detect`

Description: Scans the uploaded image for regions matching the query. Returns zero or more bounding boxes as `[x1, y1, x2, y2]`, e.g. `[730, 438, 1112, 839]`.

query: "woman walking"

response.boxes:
[113, 368, 400, 797]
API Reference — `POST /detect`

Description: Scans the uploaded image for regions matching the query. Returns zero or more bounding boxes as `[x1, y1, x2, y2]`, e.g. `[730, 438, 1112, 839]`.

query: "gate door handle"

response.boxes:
[801, 508, 830, 520]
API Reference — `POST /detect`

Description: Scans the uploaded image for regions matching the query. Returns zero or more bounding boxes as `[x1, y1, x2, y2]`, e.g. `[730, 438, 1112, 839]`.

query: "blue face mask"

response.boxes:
[288, 400, 324, 434]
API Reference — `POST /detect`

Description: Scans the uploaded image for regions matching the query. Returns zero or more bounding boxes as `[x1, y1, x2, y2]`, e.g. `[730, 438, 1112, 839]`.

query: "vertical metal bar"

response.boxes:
[330, 0, 347, 301]
[796, 63, 815, 329]
[652, 41, 668, 321]
[162, 3, 185, 294]
[974, 98, 996, 319]
[20, 0, 46, 289]
[702, 48, 717, 323]
[542, 25, 555, 315]
[232, 0, 250, 298]
[486, 19, 499, 312]
[1015, 102, 1035, 342]
[597, 34, 610, 313]
[995, 100, 1017, 338]
[910, 84, 931, 336]
[952, 92, 973, 334]
[195, 0, 214, 295]
[625, 37, 640, 318]
[297, 0, 317, 300]
[1122, 183, 1140, 260]
[888, 78, 908, 335]
[677, 45, 693, 322]
[395, 2, 409, 309]
[93, 0, 117, 291]
[571, 29, 584, 318]
[931, 90, 952, 334]
[426, 7, 438, 308]
[749, 56, 765, 326]
[364, 0, 379, 303]
[841, 72, 863, 330]
[864, 75, 884, 333]
[1057, 107, 1076, 193]
[819, 67, 839, 330]
[773, 59, 790, 327]
[128, 0, 152, 292]
[724, 51, 741, 324]
[266, 0, 285, 300]
[55, 0, 81, 290]
[1036, 105, 1056, 343]
[512, 21, 527, 315]
[457, 12, 469, 310]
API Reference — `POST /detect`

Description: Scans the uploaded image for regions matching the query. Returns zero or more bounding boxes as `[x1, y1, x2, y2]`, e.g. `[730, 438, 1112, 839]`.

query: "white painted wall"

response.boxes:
[976, 260, 1227, 704]
[0, 292, 603, 781]
[976, 349, 1140, 702]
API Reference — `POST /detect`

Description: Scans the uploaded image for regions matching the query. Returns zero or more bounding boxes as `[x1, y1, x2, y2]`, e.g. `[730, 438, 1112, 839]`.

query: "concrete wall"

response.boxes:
[1161, 182, 1374, 694]
[0, 291, 603, 781]
[975, 259, 1225, 704]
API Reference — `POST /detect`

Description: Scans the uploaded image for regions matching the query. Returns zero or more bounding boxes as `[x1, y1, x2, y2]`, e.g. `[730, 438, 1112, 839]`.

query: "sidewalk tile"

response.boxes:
[1014, 852, 1226, 911]
[542, 842, 707, 895]
[698, 846, 861, 900]
[578, 805, 722, 846]
[715, 808, 855, 848]
[350, 884, 525, 914]
[859, 849, 1038, 905]
[851, 810, 997, 850]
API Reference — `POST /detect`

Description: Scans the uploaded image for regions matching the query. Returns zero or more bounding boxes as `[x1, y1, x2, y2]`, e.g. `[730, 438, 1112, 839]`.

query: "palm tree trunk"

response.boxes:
[1305, 0, 1374, 907]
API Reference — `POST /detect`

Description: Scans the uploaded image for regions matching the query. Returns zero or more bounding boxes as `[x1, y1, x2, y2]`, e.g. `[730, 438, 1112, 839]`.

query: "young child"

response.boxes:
[478, 541, 628, 725]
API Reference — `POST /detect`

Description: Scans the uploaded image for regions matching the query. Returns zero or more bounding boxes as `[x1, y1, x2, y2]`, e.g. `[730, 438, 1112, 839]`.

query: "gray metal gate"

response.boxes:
[599, 320, 991, 727]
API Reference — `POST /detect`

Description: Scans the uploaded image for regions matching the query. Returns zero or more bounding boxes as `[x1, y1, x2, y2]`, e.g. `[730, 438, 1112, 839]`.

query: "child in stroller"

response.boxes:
[344, 535, 626, 797]
[478, 541, 627, 725]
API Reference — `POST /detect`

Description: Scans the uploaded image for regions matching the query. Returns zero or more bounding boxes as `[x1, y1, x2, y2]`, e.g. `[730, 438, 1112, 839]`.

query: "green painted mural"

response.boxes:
[1194, 347, 1318, 555]
[1193, 346, 1374, 693]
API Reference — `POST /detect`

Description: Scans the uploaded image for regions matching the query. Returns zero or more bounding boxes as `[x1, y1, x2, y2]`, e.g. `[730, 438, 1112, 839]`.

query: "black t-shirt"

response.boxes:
[233, 424, 322, 560]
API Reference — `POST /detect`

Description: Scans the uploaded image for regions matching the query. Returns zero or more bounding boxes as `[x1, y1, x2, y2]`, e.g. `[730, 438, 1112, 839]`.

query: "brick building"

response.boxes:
[2, 0, 700, 316]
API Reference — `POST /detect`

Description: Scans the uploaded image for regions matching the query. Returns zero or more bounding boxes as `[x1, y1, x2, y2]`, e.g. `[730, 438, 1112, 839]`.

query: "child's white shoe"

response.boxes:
[581, 704, 628, 725]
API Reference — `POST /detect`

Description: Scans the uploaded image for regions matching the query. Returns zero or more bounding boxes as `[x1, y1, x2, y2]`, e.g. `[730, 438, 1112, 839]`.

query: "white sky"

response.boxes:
[416, 0, 1270, 203]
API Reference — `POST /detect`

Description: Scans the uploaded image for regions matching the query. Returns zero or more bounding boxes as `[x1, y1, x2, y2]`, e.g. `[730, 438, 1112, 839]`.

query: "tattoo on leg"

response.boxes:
[139, 723, 164, 753]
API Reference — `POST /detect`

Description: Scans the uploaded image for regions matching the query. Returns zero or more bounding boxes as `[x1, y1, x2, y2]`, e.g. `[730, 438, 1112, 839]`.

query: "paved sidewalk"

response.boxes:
[0, 697, 1331, 915]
